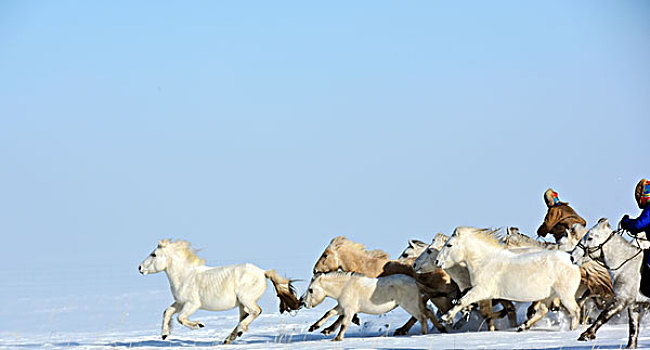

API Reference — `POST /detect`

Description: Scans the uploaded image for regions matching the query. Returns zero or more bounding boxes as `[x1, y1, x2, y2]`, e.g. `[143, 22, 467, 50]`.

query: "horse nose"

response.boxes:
[434, 259, 440, 266]
[138, 265, 143, 274]
[570, 255, 575, 264]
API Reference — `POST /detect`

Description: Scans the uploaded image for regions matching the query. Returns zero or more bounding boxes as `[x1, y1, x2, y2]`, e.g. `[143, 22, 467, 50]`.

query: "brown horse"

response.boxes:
[312, 236, 452, 335]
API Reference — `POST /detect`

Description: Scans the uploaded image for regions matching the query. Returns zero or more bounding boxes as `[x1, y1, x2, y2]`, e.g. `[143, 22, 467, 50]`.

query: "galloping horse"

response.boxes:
[138, 239, 300, 344]
[312, 236, 453, 334]
[415, 226, 582, 331]
[571, 219, 650, 349]
[412, 232, 518, 331]
[300, 272, 445, 341]
[503, 226, 614, 324]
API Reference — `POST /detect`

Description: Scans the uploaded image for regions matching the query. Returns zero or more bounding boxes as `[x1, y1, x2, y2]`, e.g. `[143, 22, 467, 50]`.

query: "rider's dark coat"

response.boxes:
[621, 207, 650, 234]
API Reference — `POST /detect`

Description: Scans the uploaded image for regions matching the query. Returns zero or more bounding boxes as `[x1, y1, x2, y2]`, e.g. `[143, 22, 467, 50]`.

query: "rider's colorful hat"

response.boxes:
[544, 188, 561, 208]
[635, 179, 650, 208]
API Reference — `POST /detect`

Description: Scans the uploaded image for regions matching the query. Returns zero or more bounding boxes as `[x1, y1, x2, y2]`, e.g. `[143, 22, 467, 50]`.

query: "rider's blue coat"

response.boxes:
[621, 207, 650, 233]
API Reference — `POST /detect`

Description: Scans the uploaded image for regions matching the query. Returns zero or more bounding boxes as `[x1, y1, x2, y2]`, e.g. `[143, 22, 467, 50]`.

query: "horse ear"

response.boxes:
[158, 239, 171, 248]
[408, 240, 417, 248]
[597, 218, 610, 228]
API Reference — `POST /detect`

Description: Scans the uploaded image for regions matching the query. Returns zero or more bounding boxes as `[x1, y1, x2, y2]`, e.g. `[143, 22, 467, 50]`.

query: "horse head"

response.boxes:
[399, 239, 429, 261]
[434, 227, 468, 269]
[299, 274, 327, 309]
[139, 239, 173, 275]
[312, 237, 343, 275]
[570, 218, 612, 265]
[139, 239, 205, 275]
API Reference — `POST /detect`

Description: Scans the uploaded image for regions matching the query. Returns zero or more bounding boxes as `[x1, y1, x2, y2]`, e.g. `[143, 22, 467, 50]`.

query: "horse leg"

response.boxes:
[161, 302, 179, 340]
[498, 300, 518, 328]
[176, 302, 204, 330]
[478, 300, 496, 331]
[322, 314, 345, 335]
[238, 303, 248, 322]
[440, 288, 490, 325]
[487, 300, 517, 328]
[453, 304, 474, 329]
[333, 312, 354, 341]
[393, 317, 417, 336]
[395, 295, 431, 335]
[578, 298, 627, 342]
[576, 290, 591, 324]
[224, 300, 261, 344]
[431, 296, 453, 314]
[626, 304, 640, 349]
[309, 306, 340, 332]
[422, 304, 447, 333]
[518, 301, 548, 332]
[558, 292, 580, 330]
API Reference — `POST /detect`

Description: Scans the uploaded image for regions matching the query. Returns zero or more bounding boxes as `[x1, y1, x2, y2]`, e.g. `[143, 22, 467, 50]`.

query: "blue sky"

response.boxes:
[1, 1, 649, 284]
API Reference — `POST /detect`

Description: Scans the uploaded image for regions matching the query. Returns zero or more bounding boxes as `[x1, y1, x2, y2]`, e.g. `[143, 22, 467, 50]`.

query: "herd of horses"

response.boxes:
[138, 218, 650, 348]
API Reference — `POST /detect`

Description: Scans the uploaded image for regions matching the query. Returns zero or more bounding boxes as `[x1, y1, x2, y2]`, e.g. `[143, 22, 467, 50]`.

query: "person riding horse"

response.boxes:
[619, 179, 650, 297]
[537, 188, 587, 243]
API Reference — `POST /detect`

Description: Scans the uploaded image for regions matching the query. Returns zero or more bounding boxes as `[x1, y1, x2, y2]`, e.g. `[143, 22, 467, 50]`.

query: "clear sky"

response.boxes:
[1, 1, 649, 285]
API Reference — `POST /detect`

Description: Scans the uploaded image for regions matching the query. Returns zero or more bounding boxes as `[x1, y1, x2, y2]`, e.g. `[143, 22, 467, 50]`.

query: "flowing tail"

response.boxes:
[265, 269, 300, 313]
[579, 261, 615, 300]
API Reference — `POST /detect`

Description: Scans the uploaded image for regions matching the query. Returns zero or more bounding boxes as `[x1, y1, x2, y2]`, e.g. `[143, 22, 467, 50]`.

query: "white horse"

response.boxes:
[415, 226, 582, 330]
[138, 239, 300, 344]
[412, 232, 518, 331]
[299, 272, 446, 341]
[571, 219, 650, 349]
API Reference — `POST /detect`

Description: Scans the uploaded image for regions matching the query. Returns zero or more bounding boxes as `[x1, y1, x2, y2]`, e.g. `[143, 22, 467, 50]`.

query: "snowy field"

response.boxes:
[2, 263, 650, 350]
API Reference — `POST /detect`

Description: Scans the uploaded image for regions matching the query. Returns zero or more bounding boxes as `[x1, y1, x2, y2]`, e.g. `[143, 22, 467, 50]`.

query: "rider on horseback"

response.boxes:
[537, 188, 587, 243]
[619, 178, 650, 297]
[620, 179, 650, 235]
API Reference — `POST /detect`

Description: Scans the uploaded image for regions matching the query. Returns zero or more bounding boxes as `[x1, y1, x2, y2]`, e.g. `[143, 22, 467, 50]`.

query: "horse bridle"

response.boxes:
[576, 228, 643, 271]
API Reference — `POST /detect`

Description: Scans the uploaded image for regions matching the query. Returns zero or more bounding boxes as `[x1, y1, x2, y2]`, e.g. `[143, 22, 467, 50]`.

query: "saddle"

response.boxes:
[640, 249, 650, 298]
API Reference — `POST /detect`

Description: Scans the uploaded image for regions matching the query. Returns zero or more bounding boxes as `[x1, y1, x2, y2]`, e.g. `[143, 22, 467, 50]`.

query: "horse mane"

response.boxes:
[317, 271, 367, 279]
[503, 227, 552, 249]
[330, 236, 391, 259]
[460, 227, 504, 248]
[159, 239, 206, 266]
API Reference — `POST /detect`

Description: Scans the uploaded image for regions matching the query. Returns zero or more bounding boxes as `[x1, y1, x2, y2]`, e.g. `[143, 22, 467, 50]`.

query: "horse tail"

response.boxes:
[579, 261, 615, 300]
[265, 269, 300, 313]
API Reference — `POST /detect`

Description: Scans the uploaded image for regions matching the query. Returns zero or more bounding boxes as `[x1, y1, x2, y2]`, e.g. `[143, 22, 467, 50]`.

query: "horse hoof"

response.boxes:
[517, 326, 526, 332]
[578, 332, 595, 341]
[321, 329, 334, 336]
[161, 335, 168, 340]
[393, 329, 407, 336]
[352, 314, 360, 325]
[308, 325, 317, 332]
[198, 323, 205, 328]
[237, 331, 243, 337]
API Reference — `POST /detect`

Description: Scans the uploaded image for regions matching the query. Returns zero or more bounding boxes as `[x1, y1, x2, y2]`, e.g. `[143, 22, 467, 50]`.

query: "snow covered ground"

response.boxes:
[2, 263, 650, 349]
